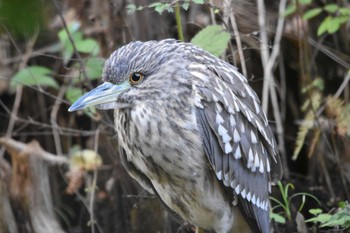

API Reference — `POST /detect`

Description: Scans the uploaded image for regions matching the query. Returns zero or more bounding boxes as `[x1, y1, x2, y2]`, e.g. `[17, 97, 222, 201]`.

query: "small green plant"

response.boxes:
[126, 0, 206, 42]
[57, 20, 104, 104]
[285, 1, 350, 36]
[304, 4, 350, 36]
[306, 201, 350, 229]
[10, 20, 104, 118]
[270, 181, 320, 224]
[126, 0, 205, 15]
[127, 1, 230, 57]
[58, 21, 105, 116]
[58, 21, 100, 64]
[284, 0, 313, 17]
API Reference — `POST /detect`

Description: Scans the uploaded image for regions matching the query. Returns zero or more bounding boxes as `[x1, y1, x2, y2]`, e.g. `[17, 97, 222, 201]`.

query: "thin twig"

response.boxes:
[270, 78, 288, 178]
[260, 0, 287, 112]
[0, 30, 38, 158]
[50, 82, 69, 155]
[334, 70, 350, 98]
[318, 146, 336, 200]
[208, 0, 217, 25]
[278, 53, 287, 121]
[0, 86, 22, 159]
[0, 100, 113, 137]
[89, 129, 100, 233]
[256, 0, 269, 69]
[175, 2, 184, 41]
[3, 43, 63, 65]
[265, 0, 286, 73]
[52, 0, 91, 87]
[307, 37, 350, 69]
[221, 0, 246, 74]
[229, 8, 247, 77]
[330, 134, 350, 198]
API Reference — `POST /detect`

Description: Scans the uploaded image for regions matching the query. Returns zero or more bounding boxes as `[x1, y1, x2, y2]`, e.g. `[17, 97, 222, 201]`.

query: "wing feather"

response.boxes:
[191, 62, 282, 233]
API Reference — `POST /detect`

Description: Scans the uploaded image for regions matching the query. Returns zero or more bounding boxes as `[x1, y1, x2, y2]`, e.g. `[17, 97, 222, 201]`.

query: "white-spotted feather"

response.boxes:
[186, 40, 281, 233]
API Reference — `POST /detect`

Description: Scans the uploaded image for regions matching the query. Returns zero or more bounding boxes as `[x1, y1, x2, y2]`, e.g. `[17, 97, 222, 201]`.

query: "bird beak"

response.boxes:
[68, 81, 131, 111]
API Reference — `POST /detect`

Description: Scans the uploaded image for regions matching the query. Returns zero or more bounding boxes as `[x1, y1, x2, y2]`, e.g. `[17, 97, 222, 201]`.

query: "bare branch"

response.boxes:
[229, 9, 247, 77]
[0, 137, 68, 166]
[0, 32, 38, 158]
[256, 0, 288, 178]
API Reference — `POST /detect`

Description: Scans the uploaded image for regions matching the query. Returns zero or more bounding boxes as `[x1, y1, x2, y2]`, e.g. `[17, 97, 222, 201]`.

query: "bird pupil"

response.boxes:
[132, 73, 141, 82]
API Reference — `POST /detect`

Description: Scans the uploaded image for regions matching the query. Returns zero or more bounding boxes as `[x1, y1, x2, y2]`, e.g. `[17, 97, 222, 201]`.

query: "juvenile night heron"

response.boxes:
[69, 39, 282, 233]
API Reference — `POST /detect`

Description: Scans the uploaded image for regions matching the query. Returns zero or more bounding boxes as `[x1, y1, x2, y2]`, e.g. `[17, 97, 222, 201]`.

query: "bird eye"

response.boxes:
[129, 72, 144, 85]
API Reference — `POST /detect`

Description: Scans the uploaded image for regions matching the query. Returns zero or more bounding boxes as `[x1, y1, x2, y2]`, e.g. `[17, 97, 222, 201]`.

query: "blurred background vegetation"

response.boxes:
[0, 0, 350, 232]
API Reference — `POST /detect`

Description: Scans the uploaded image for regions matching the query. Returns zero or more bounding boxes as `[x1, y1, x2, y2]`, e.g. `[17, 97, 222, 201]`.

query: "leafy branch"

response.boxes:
[306, 202, 350, 229]
[270, 181, 320, 223]
[285, 0, 350, 36]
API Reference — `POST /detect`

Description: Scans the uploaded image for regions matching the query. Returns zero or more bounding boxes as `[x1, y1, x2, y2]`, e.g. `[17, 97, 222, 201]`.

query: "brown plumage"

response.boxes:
[69, 39, 282, 233]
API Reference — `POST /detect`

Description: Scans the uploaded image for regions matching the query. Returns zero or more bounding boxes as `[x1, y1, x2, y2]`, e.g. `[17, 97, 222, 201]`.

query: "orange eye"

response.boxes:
[129, 72, 144, 85]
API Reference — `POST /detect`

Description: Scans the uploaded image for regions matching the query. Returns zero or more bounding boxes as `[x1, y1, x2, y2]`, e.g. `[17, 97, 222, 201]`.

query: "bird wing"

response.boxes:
[191, 62, 282, 233]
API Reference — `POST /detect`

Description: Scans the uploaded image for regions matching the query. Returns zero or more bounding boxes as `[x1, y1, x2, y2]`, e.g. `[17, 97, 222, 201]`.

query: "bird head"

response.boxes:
[68, 39, 186, 112]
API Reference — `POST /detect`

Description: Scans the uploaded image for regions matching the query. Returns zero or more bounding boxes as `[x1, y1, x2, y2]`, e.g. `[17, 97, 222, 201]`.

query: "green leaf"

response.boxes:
[148, 2, 173, 14]
[126, 3, 144, 14]
[148, 2, 162, 8]
[306, 213, 332, 223]
[303, 8, 322, 20]
[327, 17, 340, 34]
[284, 3, 296, 17]
[317, 16, 331, 36]
[66, 87, 84, 103]
[192, 0, 205, 4]
[338, 201, 347, 208]
[166, 6, 174, 13]
[58, 21, 100, 63]
[298, 0, 312, 4]
[76, 38, 100, 55]
[191, 25, 231, 57]
[334, 15, 350, 25]
[324, 4, 339, 14]
[126, 4, 137, 14]
[84, 58, 105, 81]
[270, 212, 286, 224]
[313, 78, 324, 91]
[70, 59, 104, 84]
[302, 78, 324, 93]
[339, 7, 350, 16]
[309, 208, 323, 215]
[10, 66, 58, 91]
[59, 29, 84, 64]
[182, 2, 190, 11]
[62, 46, 74, 64]
[154, 3, 170, 14]
[321, 217, 347, 227]
[58, 21, 81, 45]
